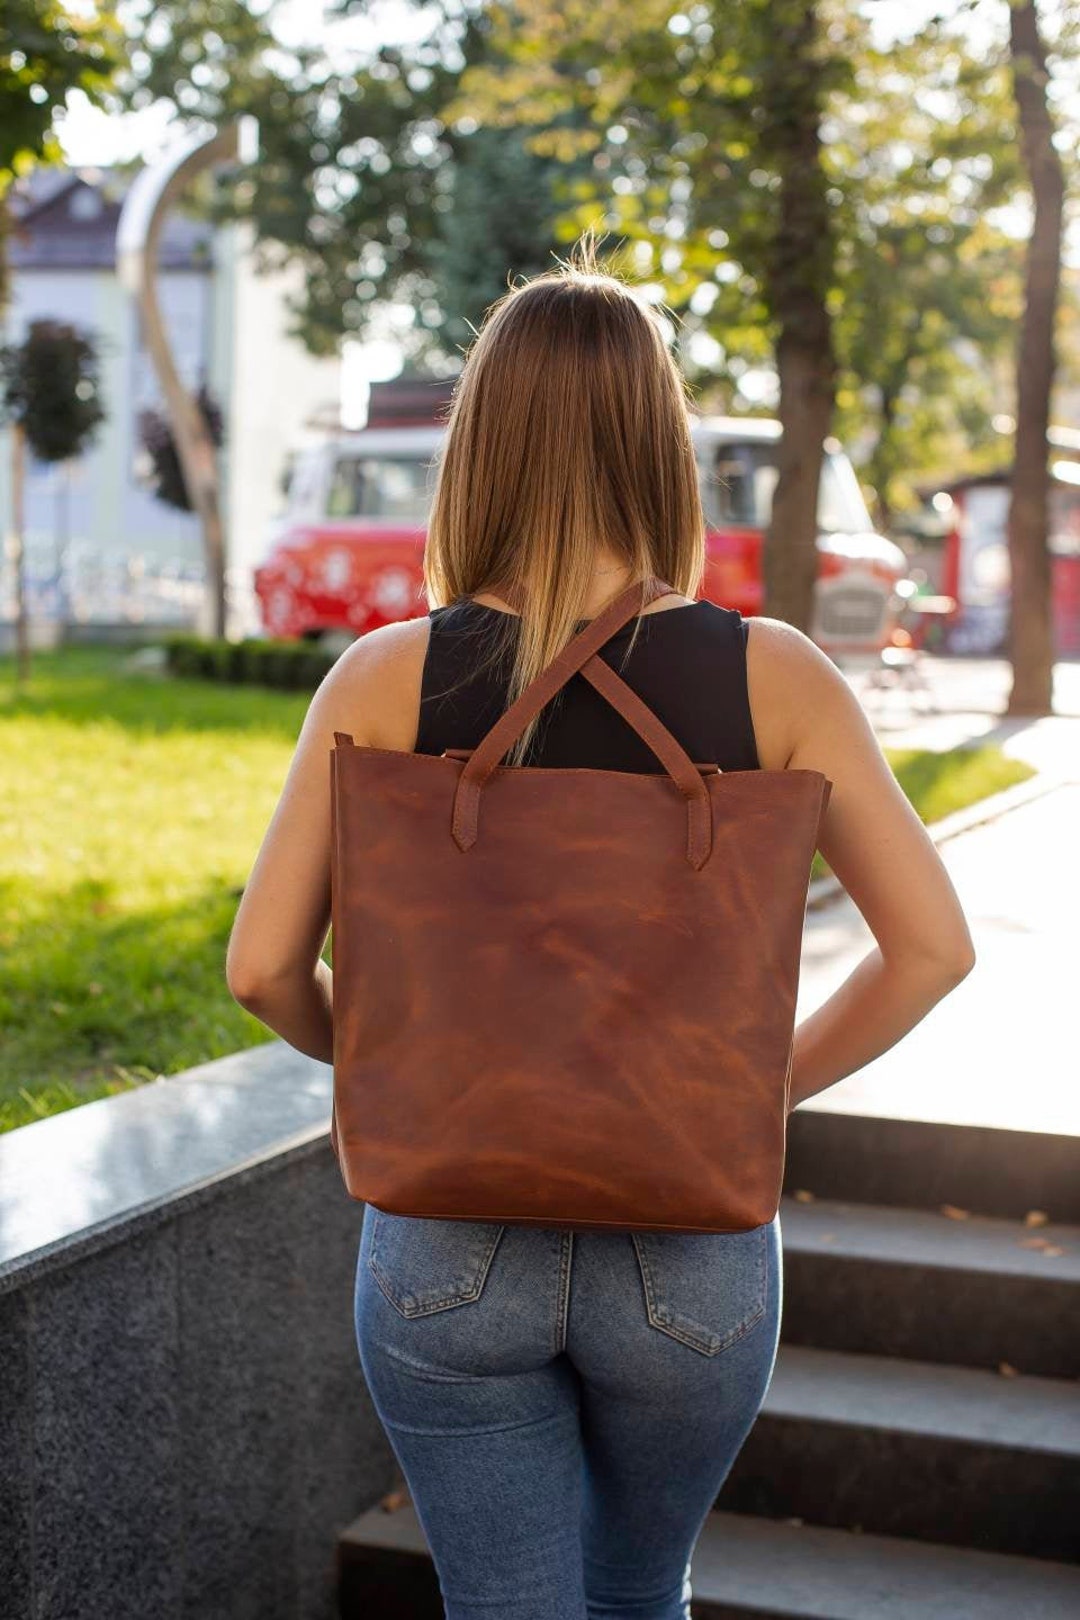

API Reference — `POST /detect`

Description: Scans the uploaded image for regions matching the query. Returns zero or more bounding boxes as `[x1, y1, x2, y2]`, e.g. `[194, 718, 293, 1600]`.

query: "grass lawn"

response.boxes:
[0, 645, 313, 1134]
[1, 643, 1035, 1134]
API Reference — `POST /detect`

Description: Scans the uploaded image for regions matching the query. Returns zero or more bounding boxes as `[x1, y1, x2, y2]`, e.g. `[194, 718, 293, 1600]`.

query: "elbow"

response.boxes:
[225, 948, 272, 1009]
[226, 970, 264, 1010]
[932, 939, 977, 988]
[885, 937, 977, 992]
[226, 944, 314, 1008]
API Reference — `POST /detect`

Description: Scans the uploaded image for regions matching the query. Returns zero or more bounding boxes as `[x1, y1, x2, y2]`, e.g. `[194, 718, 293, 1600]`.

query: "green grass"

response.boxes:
[0, 645, 313, 1134]
[0, 644, 1036, 1133]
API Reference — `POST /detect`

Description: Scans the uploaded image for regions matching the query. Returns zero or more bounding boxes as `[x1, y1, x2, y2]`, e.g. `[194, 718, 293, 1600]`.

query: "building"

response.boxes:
[0, 167, 340, 640]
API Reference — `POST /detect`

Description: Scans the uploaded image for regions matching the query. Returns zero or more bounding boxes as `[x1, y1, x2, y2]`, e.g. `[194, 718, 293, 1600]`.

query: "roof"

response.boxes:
[303, 411, 794, 456]
[8, 168, 214, 272]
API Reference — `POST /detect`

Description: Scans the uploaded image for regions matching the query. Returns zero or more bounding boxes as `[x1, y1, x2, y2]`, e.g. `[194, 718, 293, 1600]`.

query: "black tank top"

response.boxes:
[414, 597, 761, 773]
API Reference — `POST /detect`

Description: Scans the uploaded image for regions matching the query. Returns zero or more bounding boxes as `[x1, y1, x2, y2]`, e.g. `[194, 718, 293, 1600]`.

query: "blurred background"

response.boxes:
[1, 0, 1078, 659]
[3, 7, 1080, 1618]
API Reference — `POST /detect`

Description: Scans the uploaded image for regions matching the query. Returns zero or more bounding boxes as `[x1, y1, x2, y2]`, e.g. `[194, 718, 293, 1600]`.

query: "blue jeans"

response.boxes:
[354, 1205, 782, 1619]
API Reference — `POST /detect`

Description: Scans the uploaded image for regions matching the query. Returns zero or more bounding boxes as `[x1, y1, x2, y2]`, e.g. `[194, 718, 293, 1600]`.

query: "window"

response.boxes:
[325, 456, 434, 522]
[703, 441, 873, 534]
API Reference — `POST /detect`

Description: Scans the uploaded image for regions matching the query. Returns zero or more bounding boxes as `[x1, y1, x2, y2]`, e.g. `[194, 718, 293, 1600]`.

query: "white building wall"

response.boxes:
[1, 214, 339, 637]
[218, 223, 341, 637]
[0, 264, 211, 626]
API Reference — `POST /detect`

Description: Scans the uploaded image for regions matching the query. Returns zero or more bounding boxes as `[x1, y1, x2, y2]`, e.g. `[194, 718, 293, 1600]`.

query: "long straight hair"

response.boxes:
[423, 233, 706, 766]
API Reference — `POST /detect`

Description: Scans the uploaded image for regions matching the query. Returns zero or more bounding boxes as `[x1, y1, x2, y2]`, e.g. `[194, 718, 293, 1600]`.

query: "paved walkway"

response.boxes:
[797, 660, 1080, 1140]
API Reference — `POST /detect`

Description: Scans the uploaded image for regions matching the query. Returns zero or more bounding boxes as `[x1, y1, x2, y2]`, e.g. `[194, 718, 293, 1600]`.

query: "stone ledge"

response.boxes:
[0, 1040, 333, 1292]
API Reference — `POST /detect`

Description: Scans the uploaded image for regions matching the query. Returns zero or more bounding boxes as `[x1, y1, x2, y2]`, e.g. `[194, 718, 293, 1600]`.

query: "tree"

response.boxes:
[455, 0, 850, 630]
[829, 23, 1025, 527]
[0, 320, 106, 683]
[1, 5, 117, 675]
[456, 1, 1060, 581]
[0, 1, 119, 303]
[1006, 0, 1066, 715]
[752, 1, 839, 627]
[115, 0, 588, 359]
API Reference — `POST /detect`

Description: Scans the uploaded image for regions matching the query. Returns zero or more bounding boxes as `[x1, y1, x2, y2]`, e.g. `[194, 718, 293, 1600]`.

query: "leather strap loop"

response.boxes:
[450, 574, 715, 868]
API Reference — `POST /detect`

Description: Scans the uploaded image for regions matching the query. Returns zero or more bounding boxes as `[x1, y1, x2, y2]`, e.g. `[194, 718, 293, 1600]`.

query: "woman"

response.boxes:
[226, 243, 975, 1620]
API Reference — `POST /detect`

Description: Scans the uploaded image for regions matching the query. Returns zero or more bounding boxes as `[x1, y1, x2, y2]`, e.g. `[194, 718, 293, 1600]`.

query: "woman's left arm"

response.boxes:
[225, 618, 425, 1060]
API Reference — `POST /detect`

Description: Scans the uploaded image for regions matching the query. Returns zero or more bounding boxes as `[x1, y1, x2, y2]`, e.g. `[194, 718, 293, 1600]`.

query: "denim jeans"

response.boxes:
[354, 1204, 782, 1619]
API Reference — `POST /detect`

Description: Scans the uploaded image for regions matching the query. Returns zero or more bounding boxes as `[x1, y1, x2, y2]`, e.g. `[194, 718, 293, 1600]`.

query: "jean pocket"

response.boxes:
[366, 1207, 507, 1319]
[630, 1223, 769, 1357]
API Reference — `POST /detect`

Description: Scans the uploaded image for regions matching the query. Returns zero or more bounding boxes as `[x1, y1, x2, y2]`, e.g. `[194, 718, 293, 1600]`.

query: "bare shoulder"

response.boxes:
[743, 614, 861, 771]
[306, 614, 432, 751]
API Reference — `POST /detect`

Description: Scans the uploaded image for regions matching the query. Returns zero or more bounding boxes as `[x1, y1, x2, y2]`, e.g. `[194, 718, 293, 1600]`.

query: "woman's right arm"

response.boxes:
[745, 617, 977, 1112]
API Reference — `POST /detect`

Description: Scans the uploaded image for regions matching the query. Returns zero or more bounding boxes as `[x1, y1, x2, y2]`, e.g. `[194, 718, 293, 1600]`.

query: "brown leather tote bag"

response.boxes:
[329, 573, 832, 1233]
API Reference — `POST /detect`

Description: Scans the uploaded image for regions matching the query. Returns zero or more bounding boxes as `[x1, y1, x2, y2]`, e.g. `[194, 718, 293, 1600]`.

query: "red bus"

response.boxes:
[254, 413, 909, 657]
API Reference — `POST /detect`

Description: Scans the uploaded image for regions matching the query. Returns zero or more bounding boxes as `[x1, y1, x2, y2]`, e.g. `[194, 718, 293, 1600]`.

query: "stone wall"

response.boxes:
[0, 1044, 398, 1620]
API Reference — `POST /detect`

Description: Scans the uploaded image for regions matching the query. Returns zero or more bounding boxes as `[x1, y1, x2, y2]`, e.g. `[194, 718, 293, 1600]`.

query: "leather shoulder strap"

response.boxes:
[451, 573, 716, 867]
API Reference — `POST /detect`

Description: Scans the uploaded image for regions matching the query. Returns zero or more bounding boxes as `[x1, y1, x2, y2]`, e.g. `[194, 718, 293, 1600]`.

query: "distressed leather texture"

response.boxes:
[329, 574, 832, 1233]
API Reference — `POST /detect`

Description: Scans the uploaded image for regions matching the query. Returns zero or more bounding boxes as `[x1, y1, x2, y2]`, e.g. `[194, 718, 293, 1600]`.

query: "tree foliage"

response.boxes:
[115, 0, 588, 358]
[455, 0, 846, 623]
[0, 318, 106, 461]
[1, 1, 120, 304]
[19, 0, 1073, 530]
[1, 0, 118, 184]
[454, 1, 1038, 523]
[828, 20, 1025, 521]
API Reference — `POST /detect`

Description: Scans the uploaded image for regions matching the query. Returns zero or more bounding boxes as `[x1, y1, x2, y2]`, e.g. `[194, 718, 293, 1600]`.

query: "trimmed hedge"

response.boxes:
[161, 634, 339, 690]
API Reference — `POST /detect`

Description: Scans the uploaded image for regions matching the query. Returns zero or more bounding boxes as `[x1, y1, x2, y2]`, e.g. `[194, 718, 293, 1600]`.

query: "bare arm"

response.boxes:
[746, 618, 976, 1112]
[224, 619, 426, 1060]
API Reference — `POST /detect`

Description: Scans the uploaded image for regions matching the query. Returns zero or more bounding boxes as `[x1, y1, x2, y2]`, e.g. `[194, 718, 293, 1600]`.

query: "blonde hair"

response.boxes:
[423, 230, 706, 765]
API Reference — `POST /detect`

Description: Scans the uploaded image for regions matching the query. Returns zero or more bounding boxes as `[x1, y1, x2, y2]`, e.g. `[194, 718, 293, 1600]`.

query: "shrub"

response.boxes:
[161, 635, 337, 690]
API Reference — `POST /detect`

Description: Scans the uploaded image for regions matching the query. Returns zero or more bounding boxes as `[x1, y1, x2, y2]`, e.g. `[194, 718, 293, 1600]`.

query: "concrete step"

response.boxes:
[784, 1110, 1080, 1224]
[338, 1496, 440, 1613]
[338, 1500, 442, 1618]
[338, 1501, 1080, 1619]
[690, 1512, 1080, 1619]
[779, 1194, 1080, 1377]
[724, 1344, 1080, 1562]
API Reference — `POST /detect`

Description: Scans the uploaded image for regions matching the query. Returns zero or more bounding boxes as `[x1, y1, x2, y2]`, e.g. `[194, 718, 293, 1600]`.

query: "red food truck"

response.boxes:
[254, 393, 909, 657]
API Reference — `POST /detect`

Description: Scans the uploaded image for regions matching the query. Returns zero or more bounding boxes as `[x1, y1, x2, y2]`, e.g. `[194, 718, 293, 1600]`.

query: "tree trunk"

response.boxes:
[11, 421, 30, 687]
[1006, 0, 1063, 715]
[0, 196, 25, 685]
[767, 327, 835, 629]
[871, 382, 900, 536]
[761, 2, 837, 632]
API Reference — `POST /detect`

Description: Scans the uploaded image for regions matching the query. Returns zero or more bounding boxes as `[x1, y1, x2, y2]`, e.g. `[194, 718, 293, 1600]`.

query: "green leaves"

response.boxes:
[0, 319, 106, 462]
[1, 1, 120, 188]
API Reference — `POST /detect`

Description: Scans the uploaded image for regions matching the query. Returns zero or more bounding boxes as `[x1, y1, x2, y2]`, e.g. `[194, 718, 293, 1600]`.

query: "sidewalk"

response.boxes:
[807, 673, 1080, 915]
[853, 647, 1080, 784]
[797, 663, 1080, 1140]
[798, 773, 1079, 1139]
[867, 708, 1080, 788]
